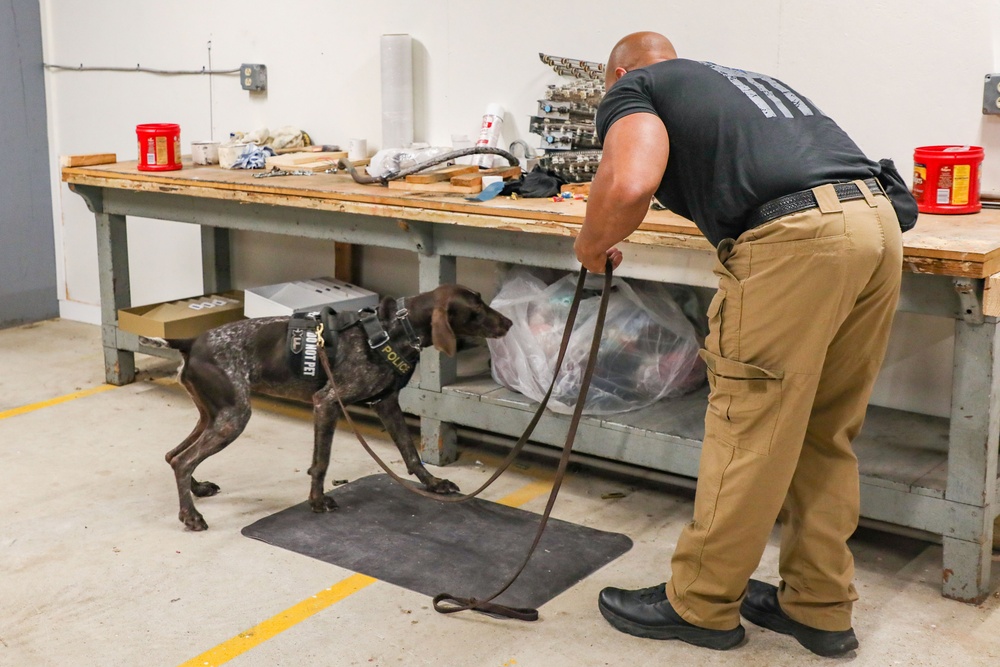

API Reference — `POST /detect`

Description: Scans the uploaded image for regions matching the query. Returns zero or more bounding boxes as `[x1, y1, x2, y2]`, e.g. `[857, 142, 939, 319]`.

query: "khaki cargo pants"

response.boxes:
[666, 182, 903, 632]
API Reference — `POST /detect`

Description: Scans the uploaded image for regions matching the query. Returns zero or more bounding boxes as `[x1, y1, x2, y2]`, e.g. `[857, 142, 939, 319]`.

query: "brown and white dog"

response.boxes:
[146, 285, 512, 531]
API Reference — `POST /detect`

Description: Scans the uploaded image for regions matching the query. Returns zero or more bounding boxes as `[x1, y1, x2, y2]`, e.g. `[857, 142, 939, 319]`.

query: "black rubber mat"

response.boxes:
[242, 474, 633, 610]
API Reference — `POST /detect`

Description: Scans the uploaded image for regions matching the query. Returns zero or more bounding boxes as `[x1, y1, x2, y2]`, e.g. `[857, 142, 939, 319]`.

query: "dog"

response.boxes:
[145, 285, 512, 531]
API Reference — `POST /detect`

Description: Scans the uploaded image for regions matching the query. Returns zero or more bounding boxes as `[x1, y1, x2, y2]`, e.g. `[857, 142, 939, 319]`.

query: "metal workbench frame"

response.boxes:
[69, 181, 999, 604]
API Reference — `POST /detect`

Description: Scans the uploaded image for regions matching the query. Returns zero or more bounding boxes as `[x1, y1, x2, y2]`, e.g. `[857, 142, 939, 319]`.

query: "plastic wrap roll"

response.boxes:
[380, 34, 414, 151]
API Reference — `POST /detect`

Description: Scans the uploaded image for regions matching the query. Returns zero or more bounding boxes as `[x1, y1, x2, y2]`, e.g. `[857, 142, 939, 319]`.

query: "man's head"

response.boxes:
[605, 32, 678, 91]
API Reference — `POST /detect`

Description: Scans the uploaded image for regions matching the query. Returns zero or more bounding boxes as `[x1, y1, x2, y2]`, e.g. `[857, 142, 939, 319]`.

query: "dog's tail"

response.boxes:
[139, 335, 195, 356]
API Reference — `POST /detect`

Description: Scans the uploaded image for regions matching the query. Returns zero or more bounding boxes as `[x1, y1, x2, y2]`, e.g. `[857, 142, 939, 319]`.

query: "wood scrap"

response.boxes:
[405, 164, 478, 184]
[983, 272, 1000, 317]
[560, 182, 591, 196]
[273, 144, 340, 155]
[60, 153, 117, 167]
[448, 165, 521, 188]
[387, 179, 482, 194]
[264, 151, 347, 172]
[482, 165, 522, 180]
[449, 172, 483, 188]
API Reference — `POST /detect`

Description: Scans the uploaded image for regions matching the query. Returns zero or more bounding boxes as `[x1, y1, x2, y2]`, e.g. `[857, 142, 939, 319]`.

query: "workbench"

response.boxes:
[63, 159, 1000, 603]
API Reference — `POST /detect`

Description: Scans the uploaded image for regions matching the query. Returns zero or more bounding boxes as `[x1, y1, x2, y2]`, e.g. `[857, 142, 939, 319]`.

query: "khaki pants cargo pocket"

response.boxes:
[700, 349, 784, 456]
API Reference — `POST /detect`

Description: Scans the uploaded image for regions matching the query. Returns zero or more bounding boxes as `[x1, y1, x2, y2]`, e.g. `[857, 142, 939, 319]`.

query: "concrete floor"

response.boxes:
[2, 318, 1000, 667]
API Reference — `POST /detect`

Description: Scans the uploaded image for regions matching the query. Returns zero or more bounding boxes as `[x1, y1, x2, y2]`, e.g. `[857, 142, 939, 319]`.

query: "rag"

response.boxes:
[232, 143, 275, 169]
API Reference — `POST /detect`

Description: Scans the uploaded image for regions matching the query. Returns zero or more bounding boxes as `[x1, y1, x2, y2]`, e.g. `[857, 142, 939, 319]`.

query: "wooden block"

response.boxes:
[560, 182, 591, 196]
[387, 179, 482, 194]
[60, 153, 117, 167]
[482, 165, 522, 180]
[334, 243, 355, 284]
[264, 151, 347, 172]
[983, 272, 1000, 317]
[288, 151, 347, 164]
[450, 172, 483, 188]
[405, 164, 479, 184]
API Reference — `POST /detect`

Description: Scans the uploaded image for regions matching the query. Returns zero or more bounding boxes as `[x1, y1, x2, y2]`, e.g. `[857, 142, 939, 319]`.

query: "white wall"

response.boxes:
[40, 0, 1000, 417]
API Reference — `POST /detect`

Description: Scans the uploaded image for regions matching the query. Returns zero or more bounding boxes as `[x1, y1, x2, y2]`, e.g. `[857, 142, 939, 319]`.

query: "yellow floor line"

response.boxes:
[178, 478, 553, 667]
[177, 573, 377, 667]
[0, 384, 117, 421]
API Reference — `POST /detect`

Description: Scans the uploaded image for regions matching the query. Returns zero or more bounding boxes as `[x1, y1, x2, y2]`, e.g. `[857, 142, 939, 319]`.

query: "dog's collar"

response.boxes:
[358, 297, 421, 377]
[394, 297, 423, 350]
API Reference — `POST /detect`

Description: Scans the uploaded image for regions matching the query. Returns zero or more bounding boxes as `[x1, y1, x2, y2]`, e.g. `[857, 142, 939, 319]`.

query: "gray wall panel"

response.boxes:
[0, 0, 57, 327]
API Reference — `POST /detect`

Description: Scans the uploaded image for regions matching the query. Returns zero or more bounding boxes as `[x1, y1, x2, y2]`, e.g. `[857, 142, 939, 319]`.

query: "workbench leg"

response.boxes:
[416, 253, 458, 465]
[942, 317, 1000, 603]
[200, 227, 232, 294]
[96, 211, 135, 385]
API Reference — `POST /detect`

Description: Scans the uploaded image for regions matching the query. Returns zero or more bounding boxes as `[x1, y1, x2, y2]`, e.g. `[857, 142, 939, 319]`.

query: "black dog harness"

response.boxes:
[287, 299, 422, 381]
[358, 297, 422, 377]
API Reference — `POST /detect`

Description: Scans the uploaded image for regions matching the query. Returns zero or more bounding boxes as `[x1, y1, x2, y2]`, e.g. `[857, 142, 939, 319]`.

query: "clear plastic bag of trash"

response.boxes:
[487, 267, 706, 415]
[366, 146, 452, 179]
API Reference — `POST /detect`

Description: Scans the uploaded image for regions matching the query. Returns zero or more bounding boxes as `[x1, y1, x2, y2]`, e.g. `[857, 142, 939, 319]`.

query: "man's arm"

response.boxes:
[574, 112, 670, 273]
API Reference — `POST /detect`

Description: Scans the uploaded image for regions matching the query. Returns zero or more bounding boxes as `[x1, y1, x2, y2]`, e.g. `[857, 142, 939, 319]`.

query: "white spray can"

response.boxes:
[474, 103, 504, 168]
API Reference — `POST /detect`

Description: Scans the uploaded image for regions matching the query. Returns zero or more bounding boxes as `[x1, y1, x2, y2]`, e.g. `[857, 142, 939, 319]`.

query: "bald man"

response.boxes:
[577, 32, 911, 657]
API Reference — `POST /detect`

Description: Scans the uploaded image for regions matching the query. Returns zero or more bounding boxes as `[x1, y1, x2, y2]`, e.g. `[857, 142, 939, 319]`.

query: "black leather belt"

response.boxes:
[746, 177, 883, 229]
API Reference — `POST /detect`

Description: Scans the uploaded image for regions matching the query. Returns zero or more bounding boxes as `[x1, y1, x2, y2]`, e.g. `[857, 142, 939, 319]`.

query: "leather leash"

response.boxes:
[318, 260, 613, 621]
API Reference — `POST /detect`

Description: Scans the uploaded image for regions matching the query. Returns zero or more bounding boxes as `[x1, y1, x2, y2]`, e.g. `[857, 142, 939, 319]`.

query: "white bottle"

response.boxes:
[474, 103, 504, 168]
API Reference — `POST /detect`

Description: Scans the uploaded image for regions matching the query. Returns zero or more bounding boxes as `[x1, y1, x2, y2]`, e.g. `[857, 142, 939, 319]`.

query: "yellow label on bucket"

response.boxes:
[155, 136, 168, 165]
[952, 164, 970, 206]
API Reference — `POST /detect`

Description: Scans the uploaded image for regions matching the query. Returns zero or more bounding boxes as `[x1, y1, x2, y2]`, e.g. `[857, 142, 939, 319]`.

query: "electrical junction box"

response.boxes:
[240, 63, 267, 91]
[983, 73, 1000, 115]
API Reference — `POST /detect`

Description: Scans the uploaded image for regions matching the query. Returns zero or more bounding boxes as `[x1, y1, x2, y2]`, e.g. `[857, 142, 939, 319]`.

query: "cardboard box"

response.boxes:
[243, 277, 379, 318]
[118, 291, 244, 339]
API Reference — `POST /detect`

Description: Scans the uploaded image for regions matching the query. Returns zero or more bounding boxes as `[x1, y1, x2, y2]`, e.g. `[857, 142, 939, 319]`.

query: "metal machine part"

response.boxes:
[529, 117, 600, 151]
[538, 150, 603, 183]
[538, 53, 606, 81]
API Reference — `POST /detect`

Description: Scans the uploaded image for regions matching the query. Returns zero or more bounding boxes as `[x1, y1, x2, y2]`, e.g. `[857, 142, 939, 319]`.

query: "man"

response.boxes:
[575, 32, 907, 657]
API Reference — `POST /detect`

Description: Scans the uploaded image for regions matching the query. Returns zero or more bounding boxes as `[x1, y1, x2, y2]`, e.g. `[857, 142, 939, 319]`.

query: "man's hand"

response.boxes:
[575, 241, 623, 274]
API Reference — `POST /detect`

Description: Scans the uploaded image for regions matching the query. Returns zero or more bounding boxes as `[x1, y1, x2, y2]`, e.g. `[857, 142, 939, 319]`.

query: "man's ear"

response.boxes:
[431, 306, 456, 357]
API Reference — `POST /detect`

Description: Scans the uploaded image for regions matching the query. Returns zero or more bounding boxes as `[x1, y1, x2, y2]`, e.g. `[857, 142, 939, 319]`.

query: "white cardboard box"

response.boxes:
[243, 277, 378, 318]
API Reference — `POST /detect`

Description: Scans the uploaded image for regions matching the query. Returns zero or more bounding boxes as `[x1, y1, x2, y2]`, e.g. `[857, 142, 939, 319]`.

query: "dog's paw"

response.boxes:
[310, 495, 338, 513]
[191, 480, 221, 497]
[426, 478, 460, 495]
[180, 510, 209, 532]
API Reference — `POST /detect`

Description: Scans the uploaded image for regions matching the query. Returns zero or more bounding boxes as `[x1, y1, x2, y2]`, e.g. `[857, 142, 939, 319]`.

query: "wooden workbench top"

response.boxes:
[62, 159, 1000, 279]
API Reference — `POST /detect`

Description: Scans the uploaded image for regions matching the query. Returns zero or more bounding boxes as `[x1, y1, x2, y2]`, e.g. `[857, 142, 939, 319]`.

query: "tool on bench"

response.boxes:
[253, 167, 319, 178]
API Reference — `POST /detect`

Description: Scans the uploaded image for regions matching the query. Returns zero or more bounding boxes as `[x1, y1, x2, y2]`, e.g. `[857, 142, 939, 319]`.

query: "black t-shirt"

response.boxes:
[595, 59, 879, 246]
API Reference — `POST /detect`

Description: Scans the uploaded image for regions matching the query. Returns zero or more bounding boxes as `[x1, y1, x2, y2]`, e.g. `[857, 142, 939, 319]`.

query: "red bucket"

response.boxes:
[912, 145, 983, 214]
[136, 123, 182, 171]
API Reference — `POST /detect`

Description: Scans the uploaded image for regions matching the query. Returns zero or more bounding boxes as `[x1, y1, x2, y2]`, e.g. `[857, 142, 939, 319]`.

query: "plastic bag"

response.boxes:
[487, 268, 705, 415]
[366, 146, 452, 179]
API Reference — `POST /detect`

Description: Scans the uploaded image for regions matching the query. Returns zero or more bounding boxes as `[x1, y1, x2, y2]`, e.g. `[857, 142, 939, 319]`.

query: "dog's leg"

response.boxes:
[165, 388, 222, 498]
[308, 389, 342, 512]
[169, 362, 251, 531]
[373, 393, 460, 494]
[169, 400, 250, 531]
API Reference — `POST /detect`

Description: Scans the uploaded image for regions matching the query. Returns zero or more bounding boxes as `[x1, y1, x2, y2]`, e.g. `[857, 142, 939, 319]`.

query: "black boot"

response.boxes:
[597, 583, 745, 651]
[740, 579, 859, 657]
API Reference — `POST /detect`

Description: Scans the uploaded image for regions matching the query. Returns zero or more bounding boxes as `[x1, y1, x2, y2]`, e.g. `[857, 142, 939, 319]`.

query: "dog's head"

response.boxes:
[429, 285, 512, 357]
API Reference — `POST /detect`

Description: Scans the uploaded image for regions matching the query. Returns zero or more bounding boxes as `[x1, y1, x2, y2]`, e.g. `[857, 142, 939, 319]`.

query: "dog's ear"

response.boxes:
[431, 305, 457, 357]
